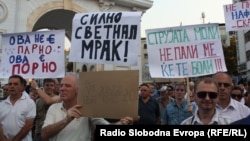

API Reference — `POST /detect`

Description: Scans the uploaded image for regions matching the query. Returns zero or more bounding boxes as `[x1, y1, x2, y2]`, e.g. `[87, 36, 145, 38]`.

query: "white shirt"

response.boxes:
[181, 109, 232, 125]
[43, 102, 110, 141]
[0, 94, 36, 141]
[216, 98, 250, 122]
[23, 91, 31, 98]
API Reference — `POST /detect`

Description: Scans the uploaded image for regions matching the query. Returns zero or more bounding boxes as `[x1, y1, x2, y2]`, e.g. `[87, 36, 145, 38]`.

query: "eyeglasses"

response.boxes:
[197, 91, 218, 99]
[231, 94, 242, 99]
[218, 83, 231, 88]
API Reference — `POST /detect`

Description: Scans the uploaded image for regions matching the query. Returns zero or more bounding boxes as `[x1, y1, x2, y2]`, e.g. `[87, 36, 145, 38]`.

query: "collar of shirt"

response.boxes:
[192, 109, 219, 125]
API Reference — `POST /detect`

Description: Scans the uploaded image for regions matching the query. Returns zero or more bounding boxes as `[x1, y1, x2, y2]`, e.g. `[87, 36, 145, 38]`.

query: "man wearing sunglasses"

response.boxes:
[212, 72, 250, 123]
[181, 77, 232, 125]
[230, 86, 244, 102]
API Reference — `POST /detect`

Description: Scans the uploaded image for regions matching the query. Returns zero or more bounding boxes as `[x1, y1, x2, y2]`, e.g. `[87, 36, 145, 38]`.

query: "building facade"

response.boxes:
[0, 0, 153, 84]
[233, 0, 250, 80]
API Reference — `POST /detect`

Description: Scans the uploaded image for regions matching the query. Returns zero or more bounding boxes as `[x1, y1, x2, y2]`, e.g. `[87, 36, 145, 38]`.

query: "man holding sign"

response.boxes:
[41, 73, 134, 141]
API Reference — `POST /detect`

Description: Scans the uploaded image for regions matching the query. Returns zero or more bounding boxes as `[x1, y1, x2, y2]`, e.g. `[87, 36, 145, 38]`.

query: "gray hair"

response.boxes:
[65, 72, 79, 87]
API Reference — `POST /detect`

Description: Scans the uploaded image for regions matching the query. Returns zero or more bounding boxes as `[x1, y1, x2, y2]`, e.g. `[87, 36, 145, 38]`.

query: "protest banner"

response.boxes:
[224, 1, 250, 31]
[69, 11, 141, 66]
[145, 23, 227, 78]
[77, 70, 139, 119]
[0, 30, 65, 78]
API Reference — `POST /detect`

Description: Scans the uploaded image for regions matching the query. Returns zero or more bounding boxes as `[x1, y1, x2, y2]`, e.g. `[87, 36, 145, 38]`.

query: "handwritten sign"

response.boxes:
[224, 1, 250, 31]
[146, 23, 227, 78]
[69, 11, 141, 66]
[0, 30, 65, 78]
[77, 70, 139, 119]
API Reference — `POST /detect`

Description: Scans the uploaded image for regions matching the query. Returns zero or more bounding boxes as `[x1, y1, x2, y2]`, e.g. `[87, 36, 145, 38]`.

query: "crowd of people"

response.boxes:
[0, 73, 133, 141]
[137, 72, 250, 125]
[0, 71, 250, 141]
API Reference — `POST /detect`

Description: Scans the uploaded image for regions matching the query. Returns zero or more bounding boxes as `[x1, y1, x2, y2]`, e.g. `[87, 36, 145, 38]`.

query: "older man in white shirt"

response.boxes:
[213, 72, 250, 123]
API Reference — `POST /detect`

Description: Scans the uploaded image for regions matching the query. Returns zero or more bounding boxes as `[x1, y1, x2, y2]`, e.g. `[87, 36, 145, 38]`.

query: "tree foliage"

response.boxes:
[222, 36, 238, 75]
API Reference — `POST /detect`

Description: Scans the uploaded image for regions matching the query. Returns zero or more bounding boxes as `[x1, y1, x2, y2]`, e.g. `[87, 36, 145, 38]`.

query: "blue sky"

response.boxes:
[141, 0, 233, 37]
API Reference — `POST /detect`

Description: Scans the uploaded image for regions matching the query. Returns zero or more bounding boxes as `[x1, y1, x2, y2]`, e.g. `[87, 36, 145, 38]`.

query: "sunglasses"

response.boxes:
[197, 91, 218, 99]
[231, 94, 242, 99]
[218, 83, 231, 88]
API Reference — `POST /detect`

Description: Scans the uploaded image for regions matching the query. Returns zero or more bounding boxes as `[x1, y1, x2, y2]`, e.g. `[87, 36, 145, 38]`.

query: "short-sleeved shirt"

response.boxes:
[0, 94, 36, 141]
[161, 100, 193, 125]
[42, 102, 110, 141]
[157, 96, 174, 117]
[34, 95, 56, 134]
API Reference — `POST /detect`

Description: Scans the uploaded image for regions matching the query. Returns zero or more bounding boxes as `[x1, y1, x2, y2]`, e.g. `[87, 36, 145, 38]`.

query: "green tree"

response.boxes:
[222, 36, 238, 75]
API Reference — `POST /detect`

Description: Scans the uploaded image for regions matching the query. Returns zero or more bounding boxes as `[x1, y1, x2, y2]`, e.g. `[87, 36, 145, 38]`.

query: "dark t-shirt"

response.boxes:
[134, 96, 160, 125]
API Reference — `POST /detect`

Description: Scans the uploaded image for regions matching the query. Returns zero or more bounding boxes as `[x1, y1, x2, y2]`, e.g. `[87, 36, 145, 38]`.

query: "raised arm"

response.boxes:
[30, 80, 61, 104]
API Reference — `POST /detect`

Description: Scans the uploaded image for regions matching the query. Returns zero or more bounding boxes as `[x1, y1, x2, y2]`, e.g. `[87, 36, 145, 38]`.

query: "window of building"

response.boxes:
[144, 53, 148, 59]
[229, 31, 236, 36]
[143, 72, 151, 80]
[144, 44, 147, 49]
[246, 50, 250, 61]
[222, 39, 226, 45]
[244, 30, 250, 43]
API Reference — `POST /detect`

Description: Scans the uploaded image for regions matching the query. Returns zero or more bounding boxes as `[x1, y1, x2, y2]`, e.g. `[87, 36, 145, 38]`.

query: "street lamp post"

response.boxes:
[201, 12, 205, 24]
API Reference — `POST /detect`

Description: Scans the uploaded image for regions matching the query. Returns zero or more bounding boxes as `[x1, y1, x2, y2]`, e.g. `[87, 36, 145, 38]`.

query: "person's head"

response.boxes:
[167, 85, 174, 98]
[195, 77, 219, 111]
[231, 85, 244, 102]
[189, 91, 195, 102]
[29, 86, 39, 101]
[212, 72, 233, 101]
[243, 81, 248, 90]
[148, 83, 155, 95]
[2, 84, 9, 98]
[189, 81, 195, 91]
[60, 73, 79, 102]
[54, 78, 60, 95]
[8, 74, 26, 96]
[139, 83, 151, 99]
[174, 82, 186, 100]
[243, 91, 250, 107]
[245, 92, 250, 107]
[159, 85, 168, 98]
[43, 78, 55, 95]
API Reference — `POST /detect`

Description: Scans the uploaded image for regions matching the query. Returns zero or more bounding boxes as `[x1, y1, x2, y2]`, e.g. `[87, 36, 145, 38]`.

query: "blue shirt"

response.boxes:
[161, 100, 193, 125]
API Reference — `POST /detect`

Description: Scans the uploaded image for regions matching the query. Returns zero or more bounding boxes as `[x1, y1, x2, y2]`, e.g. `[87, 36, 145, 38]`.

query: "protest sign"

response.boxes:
[146, 23, 227, 78]
[0, 30, 65, 78]
[224, 1, 250, 31]
[77, 70, 139, 119]
[69, 11, 141, 66]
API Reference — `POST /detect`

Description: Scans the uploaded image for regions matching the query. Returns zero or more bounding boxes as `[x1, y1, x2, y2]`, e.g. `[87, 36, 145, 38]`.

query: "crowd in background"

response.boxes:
[137, 72, 250, 125]
[1, 71, 250, 141]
